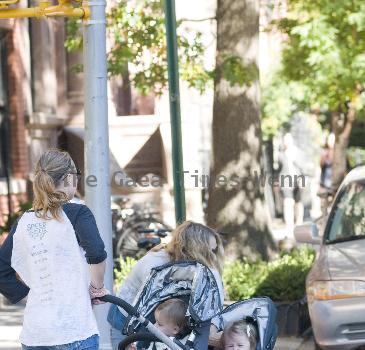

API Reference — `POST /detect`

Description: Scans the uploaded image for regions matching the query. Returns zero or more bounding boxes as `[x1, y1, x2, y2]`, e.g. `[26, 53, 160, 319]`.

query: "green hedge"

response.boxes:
[114, 247, 315, 302]
[223, 248, 315, 302]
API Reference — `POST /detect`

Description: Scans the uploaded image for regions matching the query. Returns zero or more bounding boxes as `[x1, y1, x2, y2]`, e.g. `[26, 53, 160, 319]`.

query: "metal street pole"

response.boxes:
[164, 0, 186, 224]
[83, 1, 112, 349]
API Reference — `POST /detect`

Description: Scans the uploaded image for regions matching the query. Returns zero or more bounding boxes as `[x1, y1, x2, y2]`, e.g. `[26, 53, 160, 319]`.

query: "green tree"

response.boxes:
[66, 0, 211, 96]
[273, 0, 365, 188]
[206, 0, 276, 261]
[66, 0, 258, 97]
[261, 73, 311, 140]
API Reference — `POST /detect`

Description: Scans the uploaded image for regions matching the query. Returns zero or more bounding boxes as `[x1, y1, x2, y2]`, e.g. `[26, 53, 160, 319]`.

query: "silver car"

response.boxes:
[295, 166, 365, 350]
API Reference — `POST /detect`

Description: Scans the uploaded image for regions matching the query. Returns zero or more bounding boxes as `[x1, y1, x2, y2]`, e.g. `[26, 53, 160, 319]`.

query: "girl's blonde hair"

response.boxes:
[153, 221, 224, 273]
[224, 320, 258, 350]
[33, 149, 76, 221]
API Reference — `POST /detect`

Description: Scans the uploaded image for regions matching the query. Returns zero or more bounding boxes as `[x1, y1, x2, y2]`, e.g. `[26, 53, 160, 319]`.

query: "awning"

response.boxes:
[60, 116, 166, 195]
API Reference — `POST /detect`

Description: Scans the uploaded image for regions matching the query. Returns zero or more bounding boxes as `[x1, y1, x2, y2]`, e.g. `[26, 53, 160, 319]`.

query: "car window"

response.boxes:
[326, 181, 365, 243]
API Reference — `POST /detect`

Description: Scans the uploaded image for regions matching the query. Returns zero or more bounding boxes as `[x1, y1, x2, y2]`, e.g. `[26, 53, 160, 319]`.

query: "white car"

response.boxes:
[295, 167, 365, 350]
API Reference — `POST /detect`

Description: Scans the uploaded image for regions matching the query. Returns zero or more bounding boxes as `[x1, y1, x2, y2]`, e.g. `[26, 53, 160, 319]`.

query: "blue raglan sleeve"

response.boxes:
[73, 205, 107, 264]
[0, 219, 30, 304]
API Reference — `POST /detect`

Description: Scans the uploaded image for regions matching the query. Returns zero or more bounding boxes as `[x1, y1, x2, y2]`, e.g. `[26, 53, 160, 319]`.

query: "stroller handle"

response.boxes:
[99, 295, 139, 317]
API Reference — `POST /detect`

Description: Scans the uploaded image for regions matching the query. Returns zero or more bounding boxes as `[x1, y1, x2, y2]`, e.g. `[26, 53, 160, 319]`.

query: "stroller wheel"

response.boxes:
[118, 332, 160, 350]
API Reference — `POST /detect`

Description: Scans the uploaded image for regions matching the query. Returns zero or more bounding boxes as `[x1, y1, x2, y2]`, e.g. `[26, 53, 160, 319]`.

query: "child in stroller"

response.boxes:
[222, 320, 258, 350]
[129, 299, 189, 350]
[211, 297, 278, 350]
[153, 299, 189, 342]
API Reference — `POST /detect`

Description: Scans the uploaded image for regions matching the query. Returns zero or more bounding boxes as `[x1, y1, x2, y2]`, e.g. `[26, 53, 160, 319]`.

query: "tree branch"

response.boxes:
[331, 111, 341, 136]
[179, 17, 216, 23]
[342, 105, 356, 139]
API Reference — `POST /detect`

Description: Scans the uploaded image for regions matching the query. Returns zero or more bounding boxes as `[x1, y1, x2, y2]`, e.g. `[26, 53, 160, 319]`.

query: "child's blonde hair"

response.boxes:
[224, 320, 258, 349]
[155, 298, 188, 333]
[152, 221, 224, 273]
[33, 149, 76, 221]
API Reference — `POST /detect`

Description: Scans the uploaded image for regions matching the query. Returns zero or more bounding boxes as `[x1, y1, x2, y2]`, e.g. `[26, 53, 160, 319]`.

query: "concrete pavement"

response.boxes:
[0, 305, 22, 350]
[276, 337, 315, 350]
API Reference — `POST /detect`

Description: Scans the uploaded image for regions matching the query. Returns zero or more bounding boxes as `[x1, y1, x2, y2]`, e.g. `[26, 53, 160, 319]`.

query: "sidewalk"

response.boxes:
[0, 304, 22, 350]
[276, 337, 315, 350]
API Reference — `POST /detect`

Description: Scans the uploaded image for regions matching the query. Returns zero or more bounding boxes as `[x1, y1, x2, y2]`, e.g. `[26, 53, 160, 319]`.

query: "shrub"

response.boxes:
[255, 248, 316, 302]
[114, 256, 138, 290]
[224, 247, 315, 302]
[223, 259, 267, 300]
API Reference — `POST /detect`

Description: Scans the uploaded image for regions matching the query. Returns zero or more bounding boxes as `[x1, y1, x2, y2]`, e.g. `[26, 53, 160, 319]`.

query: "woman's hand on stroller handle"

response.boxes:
[89, 284, 110, 305]
[98, 294, 140, 317]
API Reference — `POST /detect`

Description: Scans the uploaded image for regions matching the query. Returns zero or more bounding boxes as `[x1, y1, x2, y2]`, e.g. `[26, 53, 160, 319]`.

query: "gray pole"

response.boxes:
[83, 1, 113, 349]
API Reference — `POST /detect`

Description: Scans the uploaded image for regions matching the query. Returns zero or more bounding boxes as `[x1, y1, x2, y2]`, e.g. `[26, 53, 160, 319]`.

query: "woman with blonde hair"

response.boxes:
[108, 220, 225, 350]
[0, 149, 108, 350]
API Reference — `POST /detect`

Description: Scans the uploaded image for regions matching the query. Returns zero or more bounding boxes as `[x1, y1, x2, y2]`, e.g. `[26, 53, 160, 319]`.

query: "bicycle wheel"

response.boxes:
[116, 220, 167, 260]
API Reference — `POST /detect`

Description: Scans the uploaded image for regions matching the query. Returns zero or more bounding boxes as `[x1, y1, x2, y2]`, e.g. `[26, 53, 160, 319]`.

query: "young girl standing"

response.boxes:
[0, 149, 108, 349]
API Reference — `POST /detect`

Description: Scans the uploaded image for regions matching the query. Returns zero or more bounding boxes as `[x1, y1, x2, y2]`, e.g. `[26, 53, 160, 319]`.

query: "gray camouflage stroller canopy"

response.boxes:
[101, 263, 277, 350]
[125, 260, 223, 334]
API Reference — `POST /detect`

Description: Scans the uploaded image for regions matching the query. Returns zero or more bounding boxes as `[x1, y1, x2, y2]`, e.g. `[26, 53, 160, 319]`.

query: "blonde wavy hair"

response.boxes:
[33, 149, 76, 221]
[153, 221, 224, 273]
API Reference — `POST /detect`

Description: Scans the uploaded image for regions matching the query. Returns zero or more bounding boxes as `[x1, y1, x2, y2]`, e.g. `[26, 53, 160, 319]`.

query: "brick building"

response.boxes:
[0, 14, 91, 226]
[0, 17, 32, 226]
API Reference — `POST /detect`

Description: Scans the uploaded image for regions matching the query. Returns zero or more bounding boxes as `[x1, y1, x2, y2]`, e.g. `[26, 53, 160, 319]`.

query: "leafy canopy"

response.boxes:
[262, 0, 365, 137]
[277, 0, 365, 112]
[66, 0, 210, 95]
[66, 0, 257, 95]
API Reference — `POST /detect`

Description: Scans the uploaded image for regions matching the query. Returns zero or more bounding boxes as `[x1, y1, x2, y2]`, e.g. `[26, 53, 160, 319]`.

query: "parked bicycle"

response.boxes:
[111, 195, 172, 261]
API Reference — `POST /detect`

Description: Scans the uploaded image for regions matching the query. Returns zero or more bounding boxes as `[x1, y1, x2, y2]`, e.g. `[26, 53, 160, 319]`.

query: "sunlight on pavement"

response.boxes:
[0, 308, 23, 350]
[0, 325, 21, 350]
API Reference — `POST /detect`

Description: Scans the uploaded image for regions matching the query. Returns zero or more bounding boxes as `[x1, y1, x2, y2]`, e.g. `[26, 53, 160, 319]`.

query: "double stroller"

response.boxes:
[102, 261, 278, 350]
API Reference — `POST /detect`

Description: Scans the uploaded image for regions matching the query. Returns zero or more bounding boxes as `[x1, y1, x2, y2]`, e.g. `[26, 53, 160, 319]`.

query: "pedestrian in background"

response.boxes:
[278, 133, 305, 238]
